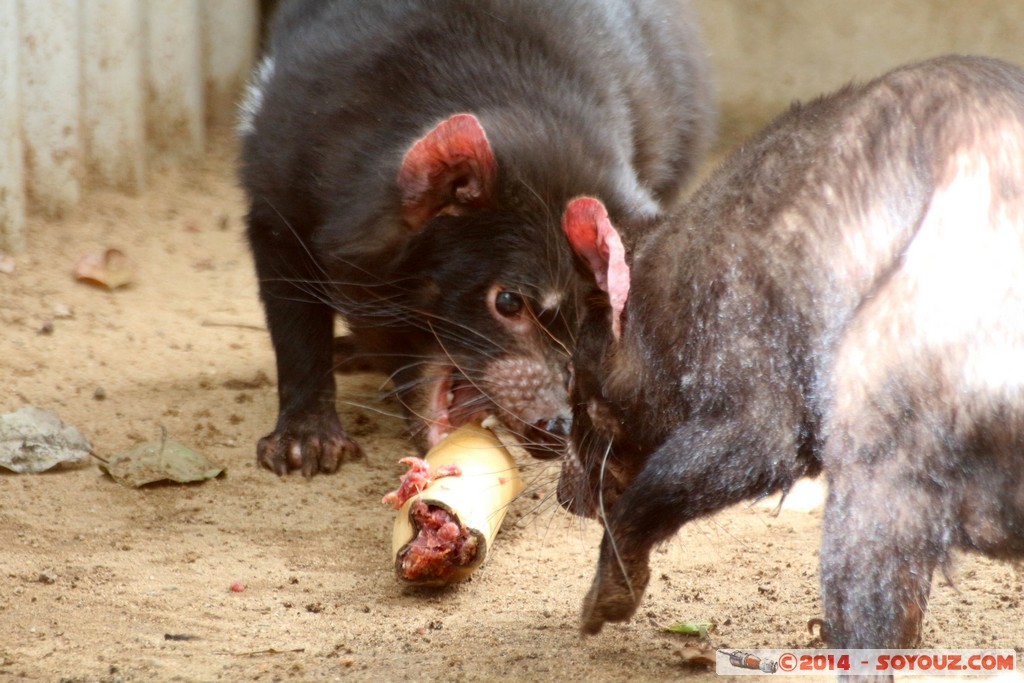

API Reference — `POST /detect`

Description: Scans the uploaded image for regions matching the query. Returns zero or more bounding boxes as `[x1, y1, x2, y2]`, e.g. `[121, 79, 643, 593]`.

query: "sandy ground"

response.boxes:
[1, 133, 1022, 683]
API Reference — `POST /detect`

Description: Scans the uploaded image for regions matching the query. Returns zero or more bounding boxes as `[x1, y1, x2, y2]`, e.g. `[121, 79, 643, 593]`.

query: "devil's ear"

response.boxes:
[562, 197, 630, 340]
[397, 113, 497, 230]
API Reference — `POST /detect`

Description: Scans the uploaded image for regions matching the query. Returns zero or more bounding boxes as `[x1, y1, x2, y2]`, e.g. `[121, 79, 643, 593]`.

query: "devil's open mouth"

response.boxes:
[422, 367, 565, 459]
[425, 370, 491, 447]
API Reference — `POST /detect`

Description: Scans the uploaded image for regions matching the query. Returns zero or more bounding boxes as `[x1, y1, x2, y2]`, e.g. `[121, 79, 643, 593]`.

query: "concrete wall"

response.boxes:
[1, 0, 259, 252]
[693, 0, 1024, 143]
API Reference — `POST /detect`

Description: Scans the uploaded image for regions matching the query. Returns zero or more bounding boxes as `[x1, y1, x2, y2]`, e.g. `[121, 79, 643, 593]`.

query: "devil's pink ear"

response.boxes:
[397, 113, 497, 230]
[562, 197, 630, 340]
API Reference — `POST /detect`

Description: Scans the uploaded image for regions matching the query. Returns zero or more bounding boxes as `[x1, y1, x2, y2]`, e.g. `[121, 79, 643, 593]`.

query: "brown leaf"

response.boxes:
[73, 247, 135, 289]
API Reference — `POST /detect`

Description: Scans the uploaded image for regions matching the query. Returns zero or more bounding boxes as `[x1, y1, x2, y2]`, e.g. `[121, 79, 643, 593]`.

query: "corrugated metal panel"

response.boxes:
[0, 0, 25, 252]
[1, 0, 259, 251]
[144, 0, 204, 156]
[202, 0, 259, 128]
[82, 0, 145, 193]
[19, 0, 81, 221]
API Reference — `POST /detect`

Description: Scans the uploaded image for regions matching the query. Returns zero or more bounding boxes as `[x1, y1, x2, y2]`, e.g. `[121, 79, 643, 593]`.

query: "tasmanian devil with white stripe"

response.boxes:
[237, 0, 714, 475]
[558, 55, 1024, 651]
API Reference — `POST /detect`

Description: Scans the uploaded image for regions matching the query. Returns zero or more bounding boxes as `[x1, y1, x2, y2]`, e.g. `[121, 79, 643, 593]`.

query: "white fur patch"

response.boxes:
[832, 133, 1024, 419]
[904, 147, 1024, 394]
[236, 55, 276, 137]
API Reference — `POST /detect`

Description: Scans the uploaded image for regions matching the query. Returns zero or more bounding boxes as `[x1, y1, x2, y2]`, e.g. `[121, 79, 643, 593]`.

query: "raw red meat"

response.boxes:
[397, 500, 479, 582]
[381, 457, 462, 509]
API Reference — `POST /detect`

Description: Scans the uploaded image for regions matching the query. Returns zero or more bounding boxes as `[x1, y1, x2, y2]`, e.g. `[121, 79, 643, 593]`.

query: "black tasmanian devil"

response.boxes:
[558, 55, 1024, 649]
[237, 0, 714, 475]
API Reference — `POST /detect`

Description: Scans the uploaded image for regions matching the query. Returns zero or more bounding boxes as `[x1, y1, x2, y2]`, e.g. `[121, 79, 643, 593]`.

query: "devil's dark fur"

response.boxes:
[238, 0, 714, 475]
[560, 55, 1024, 654]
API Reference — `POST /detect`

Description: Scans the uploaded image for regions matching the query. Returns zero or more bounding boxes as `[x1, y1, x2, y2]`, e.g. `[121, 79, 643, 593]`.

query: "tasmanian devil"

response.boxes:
[558, 54, 1024, 650]
[237, 0, 714, 476]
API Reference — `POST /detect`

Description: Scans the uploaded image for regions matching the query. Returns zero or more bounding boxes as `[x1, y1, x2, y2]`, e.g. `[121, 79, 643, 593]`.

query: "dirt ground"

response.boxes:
[1, 132, 1021, 683]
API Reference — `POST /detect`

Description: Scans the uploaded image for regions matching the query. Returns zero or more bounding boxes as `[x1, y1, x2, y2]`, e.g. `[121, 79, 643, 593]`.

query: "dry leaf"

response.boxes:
[73, 247, 135, 289]
[99, 435, 224, 486]
[0, 406, 91, 473]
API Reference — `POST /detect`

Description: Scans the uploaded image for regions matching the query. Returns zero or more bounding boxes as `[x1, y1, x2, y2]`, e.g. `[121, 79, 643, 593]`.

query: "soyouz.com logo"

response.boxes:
[716, 649, 1019, 676]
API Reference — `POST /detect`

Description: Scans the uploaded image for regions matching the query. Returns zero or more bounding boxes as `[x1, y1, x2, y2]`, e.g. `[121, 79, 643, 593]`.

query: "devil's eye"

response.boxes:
[494, 290, 525, 317]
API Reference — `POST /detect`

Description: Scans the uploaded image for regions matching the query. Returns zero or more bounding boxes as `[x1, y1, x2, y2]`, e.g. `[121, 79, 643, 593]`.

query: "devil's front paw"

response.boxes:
[580, 552, 651, 635]
[257, 410, 364, 477]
